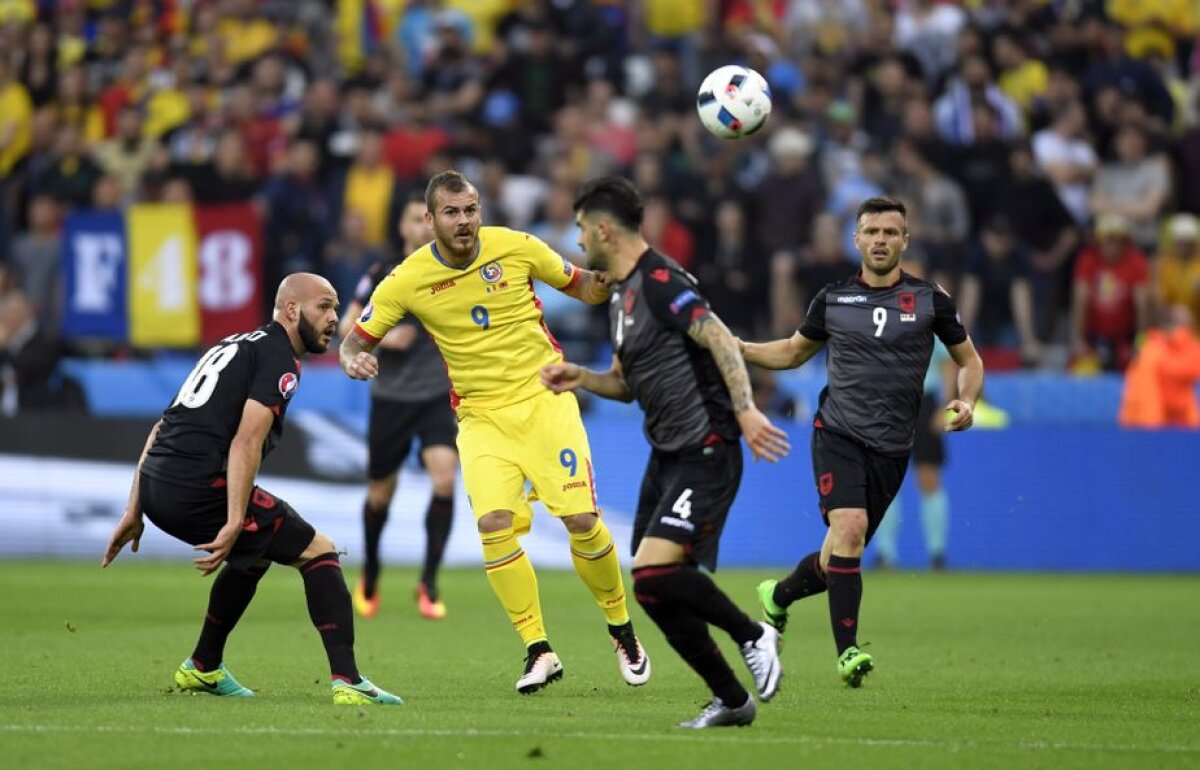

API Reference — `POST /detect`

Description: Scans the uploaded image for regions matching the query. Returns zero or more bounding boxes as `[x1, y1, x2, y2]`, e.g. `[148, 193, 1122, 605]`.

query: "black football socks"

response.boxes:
[773, 550, 827, 608]
[420, 494, 454, 600]
[361, 501, 389, 598]
[191, 563, 268, 670]
[301, 552, 360, 682]
[826, 554, 863, 654]
[633, 566, 750, 707]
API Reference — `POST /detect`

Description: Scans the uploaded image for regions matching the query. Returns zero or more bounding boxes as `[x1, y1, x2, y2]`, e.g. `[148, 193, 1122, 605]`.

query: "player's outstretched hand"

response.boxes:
[943, 399, 974, 432]
[101, 510, 144, 568]
[737, 408, 791, 463]
[540, 362, 583, 393]
[345, 351, 380, 380]
[194, 522, 241, 576]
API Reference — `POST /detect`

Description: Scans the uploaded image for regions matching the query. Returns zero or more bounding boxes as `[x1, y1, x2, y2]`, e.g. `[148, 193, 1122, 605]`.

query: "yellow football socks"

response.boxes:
[481, 527, 546, 645]
[569, 518, 630, 626]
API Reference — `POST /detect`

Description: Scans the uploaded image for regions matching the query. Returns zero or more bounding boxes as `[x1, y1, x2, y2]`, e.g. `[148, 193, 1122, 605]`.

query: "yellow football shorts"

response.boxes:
[457, 389, 598, 534]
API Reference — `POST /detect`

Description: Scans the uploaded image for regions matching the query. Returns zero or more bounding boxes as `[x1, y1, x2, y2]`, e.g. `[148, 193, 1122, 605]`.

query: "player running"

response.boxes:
[742, 197, 984, 687]
[103, 273, 403, 706]
[340, 170, 650, 694]
[542, 177, 790, 728]
[337, 192, 459, 621]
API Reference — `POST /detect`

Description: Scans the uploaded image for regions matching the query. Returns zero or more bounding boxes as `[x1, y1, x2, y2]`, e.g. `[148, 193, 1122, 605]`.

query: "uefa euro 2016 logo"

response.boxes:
[480, 261, 504, 283]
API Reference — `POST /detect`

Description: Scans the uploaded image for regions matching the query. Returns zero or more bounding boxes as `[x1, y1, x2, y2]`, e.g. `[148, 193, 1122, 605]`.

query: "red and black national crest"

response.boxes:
[819, 472, 834, 496]
[898, 292, 915, 314]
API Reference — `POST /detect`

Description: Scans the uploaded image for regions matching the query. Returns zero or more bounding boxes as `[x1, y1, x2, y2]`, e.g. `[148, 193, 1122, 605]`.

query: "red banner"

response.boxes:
[192, 204, 264, 346]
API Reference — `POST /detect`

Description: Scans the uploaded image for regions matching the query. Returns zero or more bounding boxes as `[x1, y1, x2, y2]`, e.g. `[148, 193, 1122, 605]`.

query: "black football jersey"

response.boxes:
[610, 249, 739, 452]
[140, 322, 301, 487]
[800, 271, 968, 455]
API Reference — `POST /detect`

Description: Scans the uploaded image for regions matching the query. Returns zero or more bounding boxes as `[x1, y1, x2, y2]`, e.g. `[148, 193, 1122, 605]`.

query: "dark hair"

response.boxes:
[573, 176, 644, 231]
[855, 196, 907, 224]
[425, 170, 474, 211]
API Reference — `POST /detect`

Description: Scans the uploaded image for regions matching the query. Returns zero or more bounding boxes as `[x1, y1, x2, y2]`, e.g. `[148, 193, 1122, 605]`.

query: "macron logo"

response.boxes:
[836, 295, 868, 304]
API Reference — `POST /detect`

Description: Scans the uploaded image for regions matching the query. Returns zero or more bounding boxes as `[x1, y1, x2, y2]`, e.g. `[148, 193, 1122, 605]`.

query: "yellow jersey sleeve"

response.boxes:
[353, 265, 409, 342]
[524, 232, 580, 291]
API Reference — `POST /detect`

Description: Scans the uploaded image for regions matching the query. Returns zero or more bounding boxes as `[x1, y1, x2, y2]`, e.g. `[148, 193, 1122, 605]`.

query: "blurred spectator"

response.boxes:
[1001, 144, 1080, 342]
[0, 58, 34, 179]
[489, 18, 571, 135]
[1155, 214, 1200, 332]
[933, 54, 1023, 145]
[1070, 214, 1152, 372]
[262, 140, 328, 311]
[693, 199, 764, 336]
[91, 175, 124, 212]
[892, 138, 970, 287]
[993, 28, 1049, 115]
[772, 212, 854, 336]
[642, 195, 694, 270]
[953, 102, 1014, 237]
[0, 289, 80, 415]
[753, 127, 822, 261]
[858, 54, 914, 151]
[1083, 20, 1174, 127]
[9, 195, 59, 330]
[92, 106, 155, 202]
[1119, 305, 1200, 429]
[324, 210, 384, 307]
[31, 123, 102, 209]
[1032, 101, 1097, 225]
[893, 0, 967, 86]
[958, 217, 1042, 368]
[819, 101, 870, 191]
[332, 128, 396, 248]
[17, 21, 57, 108]
[292, 78, 341, 178]
[175, 129, 260, 204]
[901, 97, 955, 173]
[422, 14, 484, 125]
[1090, 125, 1169, 252]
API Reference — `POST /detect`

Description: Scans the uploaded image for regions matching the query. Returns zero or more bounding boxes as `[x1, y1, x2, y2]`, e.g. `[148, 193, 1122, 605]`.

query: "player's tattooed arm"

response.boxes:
[339, 329, 381, 380]
[689, 312, 791, 462]
[559, 268, 614, 305]
[687, 312, 755, 414]
[740, 332, 825, 370]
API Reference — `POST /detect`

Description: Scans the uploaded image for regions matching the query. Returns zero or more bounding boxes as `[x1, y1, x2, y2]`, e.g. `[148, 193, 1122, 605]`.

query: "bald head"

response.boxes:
[272, 273, 340, 356]
[274, 272, 335, 311]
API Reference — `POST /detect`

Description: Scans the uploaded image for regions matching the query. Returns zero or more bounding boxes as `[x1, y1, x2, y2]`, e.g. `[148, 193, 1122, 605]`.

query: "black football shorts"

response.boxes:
[139, 474, 315, 571]
[630, 438, 742, 571]
[810, 428, 909, 544]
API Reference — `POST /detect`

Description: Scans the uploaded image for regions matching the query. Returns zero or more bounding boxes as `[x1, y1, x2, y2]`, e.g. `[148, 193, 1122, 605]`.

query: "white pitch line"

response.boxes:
[0, 724, 1196, 754]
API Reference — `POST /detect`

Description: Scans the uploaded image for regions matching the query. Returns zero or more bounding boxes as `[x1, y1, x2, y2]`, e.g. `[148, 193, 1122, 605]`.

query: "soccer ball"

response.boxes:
[696, 65, 772, 140]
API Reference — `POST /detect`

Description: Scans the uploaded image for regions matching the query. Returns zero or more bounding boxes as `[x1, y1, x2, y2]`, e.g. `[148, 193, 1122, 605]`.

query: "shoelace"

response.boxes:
[614, 633, 641, 665]
[698, 699, 727, 719]
[743, 638, 770, 678]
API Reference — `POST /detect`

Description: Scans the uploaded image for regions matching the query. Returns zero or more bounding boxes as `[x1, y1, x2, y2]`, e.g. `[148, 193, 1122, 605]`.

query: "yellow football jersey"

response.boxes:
[353, 226, 580, 413]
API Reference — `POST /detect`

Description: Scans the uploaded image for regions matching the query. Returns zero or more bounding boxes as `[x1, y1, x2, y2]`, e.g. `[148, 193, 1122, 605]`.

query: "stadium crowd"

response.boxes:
[1, 0, 1199, 393]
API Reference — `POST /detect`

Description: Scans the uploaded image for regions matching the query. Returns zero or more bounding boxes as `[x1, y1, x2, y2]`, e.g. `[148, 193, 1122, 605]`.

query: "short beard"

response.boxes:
[297, 312, 327, 354]
[865, 254, 901, 276]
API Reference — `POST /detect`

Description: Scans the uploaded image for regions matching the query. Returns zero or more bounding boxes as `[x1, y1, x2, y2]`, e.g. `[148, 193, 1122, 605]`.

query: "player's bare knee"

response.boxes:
[561, 512, 598, 534]
[366, 477, 396, 511]
[476, 510, 513, 533]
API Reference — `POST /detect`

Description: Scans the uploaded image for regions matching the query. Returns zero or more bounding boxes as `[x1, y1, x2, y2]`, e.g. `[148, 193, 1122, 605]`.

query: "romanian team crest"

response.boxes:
[480, 261, 504, 283]
[278, 372, 299, 399]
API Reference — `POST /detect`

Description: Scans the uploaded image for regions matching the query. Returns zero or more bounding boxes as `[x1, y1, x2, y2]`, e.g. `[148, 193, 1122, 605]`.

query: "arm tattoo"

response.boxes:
[688, 313, 755, 414]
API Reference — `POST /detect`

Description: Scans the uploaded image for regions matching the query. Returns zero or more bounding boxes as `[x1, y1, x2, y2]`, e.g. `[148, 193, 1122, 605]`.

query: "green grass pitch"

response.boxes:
[1, 561, 1197, 770]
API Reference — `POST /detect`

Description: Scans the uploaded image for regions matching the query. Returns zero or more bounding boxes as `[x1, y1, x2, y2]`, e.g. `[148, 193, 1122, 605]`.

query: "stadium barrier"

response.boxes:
[2, 406, 1196, 571]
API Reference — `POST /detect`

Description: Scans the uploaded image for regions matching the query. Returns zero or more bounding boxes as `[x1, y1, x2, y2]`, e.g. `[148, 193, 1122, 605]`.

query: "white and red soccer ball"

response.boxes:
[696, 65, 773, 140]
